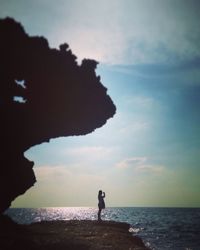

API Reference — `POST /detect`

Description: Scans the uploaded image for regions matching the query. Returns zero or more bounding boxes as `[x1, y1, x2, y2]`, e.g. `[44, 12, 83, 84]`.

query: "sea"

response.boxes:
[5, 207, 200, 250]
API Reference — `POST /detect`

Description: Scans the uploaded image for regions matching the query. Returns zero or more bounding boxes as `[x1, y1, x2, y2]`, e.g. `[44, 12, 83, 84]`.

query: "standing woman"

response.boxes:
[98, 190, 105, 221]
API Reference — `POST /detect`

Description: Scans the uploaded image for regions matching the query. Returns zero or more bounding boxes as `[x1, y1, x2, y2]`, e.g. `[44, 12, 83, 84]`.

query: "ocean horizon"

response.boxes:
[5, 207, 200, 250]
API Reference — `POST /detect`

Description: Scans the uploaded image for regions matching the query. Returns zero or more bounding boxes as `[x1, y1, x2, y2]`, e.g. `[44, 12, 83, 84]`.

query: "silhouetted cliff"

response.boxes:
[0, 18, 116, 213]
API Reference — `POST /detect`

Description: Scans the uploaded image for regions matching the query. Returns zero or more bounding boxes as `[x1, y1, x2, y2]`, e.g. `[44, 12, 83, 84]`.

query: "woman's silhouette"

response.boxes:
[98, 190, 105, 221]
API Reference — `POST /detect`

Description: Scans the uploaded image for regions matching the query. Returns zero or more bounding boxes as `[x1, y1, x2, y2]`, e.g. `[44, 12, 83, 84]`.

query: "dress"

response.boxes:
[98, 194, 105, 209]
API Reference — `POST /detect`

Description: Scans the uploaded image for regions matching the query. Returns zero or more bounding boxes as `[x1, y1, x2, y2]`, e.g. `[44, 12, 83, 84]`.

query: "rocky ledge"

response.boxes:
[0, 216, 149, 250]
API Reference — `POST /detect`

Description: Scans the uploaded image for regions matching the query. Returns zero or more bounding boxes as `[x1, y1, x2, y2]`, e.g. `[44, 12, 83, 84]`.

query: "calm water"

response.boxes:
[5, 207, 200, 250]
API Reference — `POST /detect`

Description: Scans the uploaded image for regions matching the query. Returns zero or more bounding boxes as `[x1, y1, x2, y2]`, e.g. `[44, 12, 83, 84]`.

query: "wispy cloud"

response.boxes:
[118, 121, 150, 135]
[61, 146, 115, 162]
[66, 146, 113, 156]
[34, 165, 73, 181]
[116, 157, 147, 169]
[35, 164, 105, 182]
[116, 157, 165, 174]
[135, 164, 165, 174]
[125, 95, 159, 110]
[49, 0, 200, 65]
[1, 0, 200, 65]
[13, 164, 107, 207]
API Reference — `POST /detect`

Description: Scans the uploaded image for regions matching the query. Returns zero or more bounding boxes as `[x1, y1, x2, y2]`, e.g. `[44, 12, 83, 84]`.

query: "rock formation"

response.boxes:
[0, 18, 116, 213]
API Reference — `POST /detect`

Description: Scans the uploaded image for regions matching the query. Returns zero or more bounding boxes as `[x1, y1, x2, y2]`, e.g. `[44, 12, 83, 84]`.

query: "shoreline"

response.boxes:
[0, 215, 150, 249]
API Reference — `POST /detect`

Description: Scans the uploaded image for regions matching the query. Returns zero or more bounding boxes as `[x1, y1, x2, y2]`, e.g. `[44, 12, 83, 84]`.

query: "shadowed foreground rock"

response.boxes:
[0, 18, 116, 213]
[0, 216, 149, 250]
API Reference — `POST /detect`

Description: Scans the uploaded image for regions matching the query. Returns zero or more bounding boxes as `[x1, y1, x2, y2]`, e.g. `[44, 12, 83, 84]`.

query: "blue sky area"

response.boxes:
[1, 0, 200, 207]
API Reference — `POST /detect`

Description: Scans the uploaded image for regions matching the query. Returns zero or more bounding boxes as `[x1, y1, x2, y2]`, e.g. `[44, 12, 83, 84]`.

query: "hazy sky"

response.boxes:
[1, 0, 200, 207]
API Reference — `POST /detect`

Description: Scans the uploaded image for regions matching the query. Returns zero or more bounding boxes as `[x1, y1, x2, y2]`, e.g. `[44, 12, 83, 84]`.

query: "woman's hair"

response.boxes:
[98, 190, 102, 195]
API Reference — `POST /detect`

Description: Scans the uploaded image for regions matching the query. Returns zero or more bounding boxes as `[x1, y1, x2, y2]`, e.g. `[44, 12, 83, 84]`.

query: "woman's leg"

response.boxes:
[98, 208, 102, 221]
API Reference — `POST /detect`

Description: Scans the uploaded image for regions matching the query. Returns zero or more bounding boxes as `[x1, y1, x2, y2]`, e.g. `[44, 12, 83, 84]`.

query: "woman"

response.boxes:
[98, 190, 105, 221]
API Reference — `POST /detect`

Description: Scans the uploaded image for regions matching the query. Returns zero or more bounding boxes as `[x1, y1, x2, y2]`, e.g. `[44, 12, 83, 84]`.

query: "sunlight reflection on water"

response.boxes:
[31, 207, 98, 223]
[7, 207, 130, 225]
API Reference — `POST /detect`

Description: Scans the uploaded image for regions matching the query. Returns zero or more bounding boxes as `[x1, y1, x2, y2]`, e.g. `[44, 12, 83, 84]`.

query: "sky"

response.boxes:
[1, 0, 200, 207]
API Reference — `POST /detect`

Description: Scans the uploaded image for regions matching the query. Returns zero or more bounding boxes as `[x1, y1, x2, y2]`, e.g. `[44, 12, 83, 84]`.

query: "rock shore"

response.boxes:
[0, 215, 149, 250]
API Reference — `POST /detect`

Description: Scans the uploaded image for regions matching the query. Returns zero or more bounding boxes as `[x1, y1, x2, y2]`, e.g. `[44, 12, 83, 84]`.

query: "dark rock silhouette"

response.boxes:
[0, 18, 116, 213]
[0, 216, 149, 250]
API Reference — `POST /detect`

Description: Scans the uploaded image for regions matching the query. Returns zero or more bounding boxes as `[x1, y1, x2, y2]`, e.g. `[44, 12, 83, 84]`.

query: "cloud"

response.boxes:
[34, 165, 72, 182]
[126, 96, 158, 109]
[135, 164, 165, 174]
[48, 0, 200, 65]
[12, 164, 107, 207]
[1, 0, 200, 65]
[110, 59, 200, 84]
[34, 165, 106, 186]
[116, 157, 165, 174]
[57, 145, 118, 175]
[66, 146, 113, 157]
[116, 157, 146, 169]
[118, 121, 150, 135]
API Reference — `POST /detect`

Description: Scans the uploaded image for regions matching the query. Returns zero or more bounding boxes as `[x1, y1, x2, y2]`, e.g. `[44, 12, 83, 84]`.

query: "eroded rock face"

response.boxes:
[0, 18, 116, 213]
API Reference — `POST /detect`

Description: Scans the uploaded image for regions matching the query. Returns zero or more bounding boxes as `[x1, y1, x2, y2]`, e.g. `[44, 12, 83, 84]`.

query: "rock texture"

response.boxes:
[0, 217, 149, 250]
[0, 18, 116, 213]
